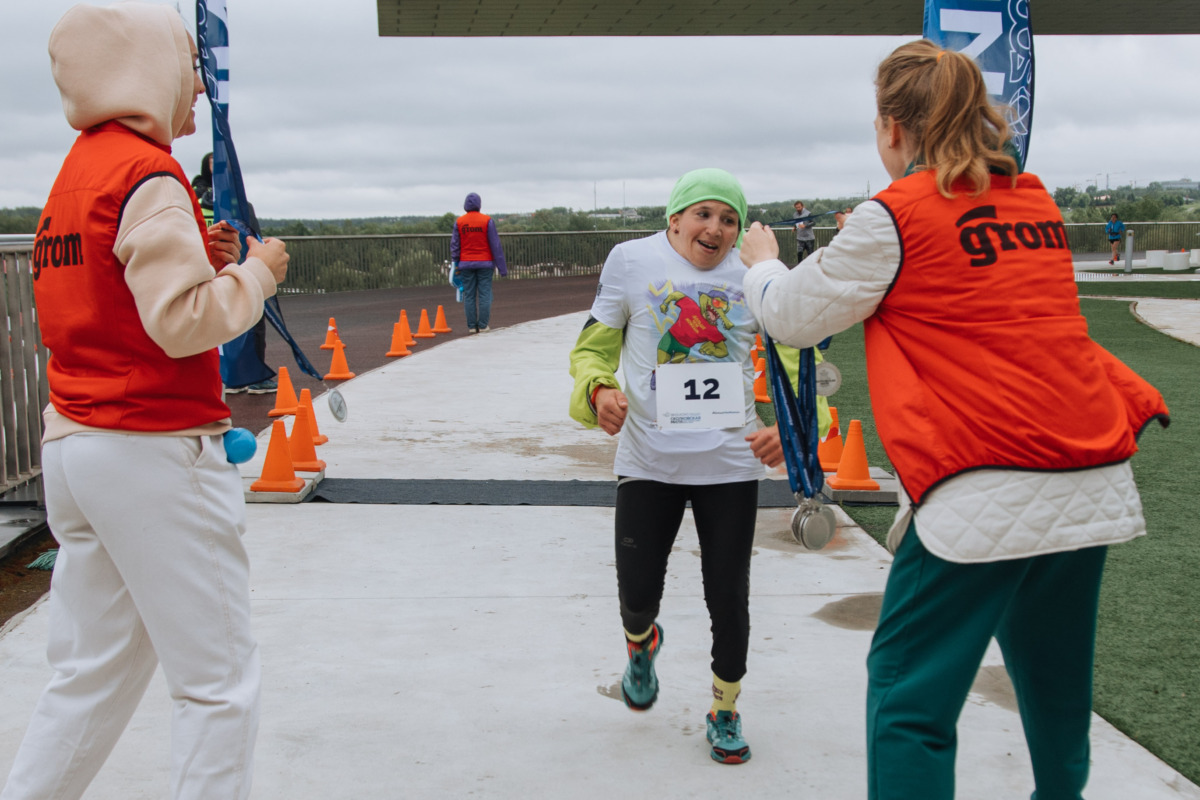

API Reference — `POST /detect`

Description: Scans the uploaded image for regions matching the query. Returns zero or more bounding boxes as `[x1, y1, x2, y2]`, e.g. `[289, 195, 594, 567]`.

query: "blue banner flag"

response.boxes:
[197, 0, 323, 384]
[923, 0, 1034, 168]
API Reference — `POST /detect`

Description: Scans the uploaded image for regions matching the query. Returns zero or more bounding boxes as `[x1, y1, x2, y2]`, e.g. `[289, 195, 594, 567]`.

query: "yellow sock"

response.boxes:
[624, 626, 653, 644]
[711, 675, 741, 713]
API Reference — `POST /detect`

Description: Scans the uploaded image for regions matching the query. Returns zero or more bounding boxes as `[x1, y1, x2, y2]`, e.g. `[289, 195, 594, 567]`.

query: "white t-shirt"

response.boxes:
[590, 231, 764, 485]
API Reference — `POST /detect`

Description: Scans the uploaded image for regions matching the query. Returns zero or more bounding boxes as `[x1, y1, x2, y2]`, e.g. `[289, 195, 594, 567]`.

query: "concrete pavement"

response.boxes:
[2, 292, 1199, 798]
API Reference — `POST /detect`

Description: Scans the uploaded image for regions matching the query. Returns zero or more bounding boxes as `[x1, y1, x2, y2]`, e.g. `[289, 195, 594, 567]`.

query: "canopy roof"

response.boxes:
[377, 0, 1199, 37]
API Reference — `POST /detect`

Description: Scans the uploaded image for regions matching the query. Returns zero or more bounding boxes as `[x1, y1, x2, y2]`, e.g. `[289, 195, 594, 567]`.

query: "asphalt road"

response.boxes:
[226, 274, 600, 432]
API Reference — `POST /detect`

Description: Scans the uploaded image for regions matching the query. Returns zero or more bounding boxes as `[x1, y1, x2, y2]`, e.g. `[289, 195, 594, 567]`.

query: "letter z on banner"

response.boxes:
[923, 0, 1034, 169]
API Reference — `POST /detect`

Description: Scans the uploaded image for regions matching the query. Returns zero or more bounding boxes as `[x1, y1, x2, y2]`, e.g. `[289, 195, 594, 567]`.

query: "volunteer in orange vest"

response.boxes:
[3, 4, 288, 799]
[450, 192, 508, 333]
[739, 41, 1168, 800]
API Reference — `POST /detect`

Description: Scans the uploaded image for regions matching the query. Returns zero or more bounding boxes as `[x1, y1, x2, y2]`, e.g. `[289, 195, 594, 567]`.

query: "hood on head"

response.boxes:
[49, 2, 195, 146]
[463, 193, 482, 212]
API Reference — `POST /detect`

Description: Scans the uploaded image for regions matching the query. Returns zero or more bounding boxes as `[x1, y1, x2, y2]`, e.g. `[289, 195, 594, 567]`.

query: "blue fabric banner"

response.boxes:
[196, 0, 245, 234]
[923, 0, 1034, 168]
[197, 0, 322, 384]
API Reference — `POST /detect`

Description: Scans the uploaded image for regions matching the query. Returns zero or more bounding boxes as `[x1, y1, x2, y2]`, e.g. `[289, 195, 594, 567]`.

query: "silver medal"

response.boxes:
[791, 495, 838, 550]
[327, 387, 349, 423]
[814, 361, 842, 397]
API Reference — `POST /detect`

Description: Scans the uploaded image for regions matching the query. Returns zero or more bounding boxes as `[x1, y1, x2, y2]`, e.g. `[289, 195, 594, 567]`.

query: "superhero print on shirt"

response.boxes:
[652, 283, 741, 365]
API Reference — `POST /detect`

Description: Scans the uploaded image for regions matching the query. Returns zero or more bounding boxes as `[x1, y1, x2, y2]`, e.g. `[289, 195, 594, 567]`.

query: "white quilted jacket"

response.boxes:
[744, 200, 1148, 563]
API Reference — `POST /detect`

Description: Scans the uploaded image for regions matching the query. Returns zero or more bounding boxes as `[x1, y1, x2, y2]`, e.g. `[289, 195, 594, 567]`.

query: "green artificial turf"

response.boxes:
[826, 289, 1199, 783]
[1080, 298, 1199, 784]
[1077, 281, 1200, 300]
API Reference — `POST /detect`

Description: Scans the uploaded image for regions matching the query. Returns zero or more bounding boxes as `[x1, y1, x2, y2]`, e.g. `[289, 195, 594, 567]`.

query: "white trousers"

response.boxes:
[1, 433, 260, 800]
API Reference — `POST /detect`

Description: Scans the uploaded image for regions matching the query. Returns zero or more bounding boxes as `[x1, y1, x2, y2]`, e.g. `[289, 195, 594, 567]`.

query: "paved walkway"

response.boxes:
[2, 295, 1199, 797]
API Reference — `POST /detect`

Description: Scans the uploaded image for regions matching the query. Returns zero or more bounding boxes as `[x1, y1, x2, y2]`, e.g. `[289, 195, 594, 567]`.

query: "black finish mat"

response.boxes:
[307, 479, 802, 507]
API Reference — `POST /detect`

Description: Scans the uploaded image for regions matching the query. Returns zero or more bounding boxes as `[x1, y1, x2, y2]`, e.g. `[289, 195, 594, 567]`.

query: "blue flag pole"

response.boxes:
[923, 0, 1034, 169]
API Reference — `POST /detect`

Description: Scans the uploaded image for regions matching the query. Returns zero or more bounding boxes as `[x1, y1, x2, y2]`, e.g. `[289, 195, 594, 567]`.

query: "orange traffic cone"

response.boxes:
[287, 405, 327, 472]
[386, 322, 412, 357]
[398, 310, 417, 346]
[267, 366, 299, 418]
[753, 357, 770, 403]
[414, 309, 436, 339]
[320, 318, 340, 350]
[299, 388, 328, 446]
[826, 419, 880, 491]
[250, 420, 305, 493]
[818, 406, 844, 472]
[432, 305, 452, 333]
[324, 339, 356, 380]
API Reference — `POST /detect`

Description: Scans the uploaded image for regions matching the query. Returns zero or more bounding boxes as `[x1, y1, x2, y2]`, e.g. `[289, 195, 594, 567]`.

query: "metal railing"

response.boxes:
[275, 229, 654, 293]
[0, 236, 47, 494]
[1060, 221, 1200, 254]
[275, 221, 1200, 294]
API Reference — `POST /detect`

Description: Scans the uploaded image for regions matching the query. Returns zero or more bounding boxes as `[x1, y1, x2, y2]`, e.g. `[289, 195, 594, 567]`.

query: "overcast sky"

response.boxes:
[3, 2, 1198, 219]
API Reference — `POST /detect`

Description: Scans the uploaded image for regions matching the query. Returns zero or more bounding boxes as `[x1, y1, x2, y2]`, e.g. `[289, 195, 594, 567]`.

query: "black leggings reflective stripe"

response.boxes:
[614, 478, 758, 683]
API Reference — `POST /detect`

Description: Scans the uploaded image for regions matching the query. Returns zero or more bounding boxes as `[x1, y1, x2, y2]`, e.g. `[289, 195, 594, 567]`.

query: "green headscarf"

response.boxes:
[665, 168, 748, 246]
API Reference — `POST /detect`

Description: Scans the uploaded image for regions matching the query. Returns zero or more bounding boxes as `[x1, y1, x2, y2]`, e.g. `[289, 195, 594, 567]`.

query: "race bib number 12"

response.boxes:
[656, 361, 745, 430]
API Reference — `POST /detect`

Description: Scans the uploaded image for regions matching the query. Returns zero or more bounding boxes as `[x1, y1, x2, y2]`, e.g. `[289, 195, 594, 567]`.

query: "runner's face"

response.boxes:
[668, 201, 739, 270]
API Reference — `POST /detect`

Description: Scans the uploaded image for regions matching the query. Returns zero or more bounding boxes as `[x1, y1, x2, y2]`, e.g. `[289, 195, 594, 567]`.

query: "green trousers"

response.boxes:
[867, 522, 1108, 800]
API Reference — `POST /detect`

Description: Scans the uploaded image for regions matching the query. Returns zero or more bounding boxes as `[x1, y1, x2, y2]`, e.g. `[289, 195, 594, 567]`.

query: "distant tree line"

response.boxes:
[3, 185, 1197, 236]
[255, 196, 872, 237]
[0, 207, 43, 235]
[1053, 182, 1200, 223]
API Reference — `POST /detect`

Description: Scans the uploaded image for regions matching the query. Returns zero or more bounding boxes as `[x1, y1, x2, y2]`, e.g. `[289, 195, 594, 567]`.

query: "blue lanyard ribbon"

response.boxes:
[764, 336, 825, 499]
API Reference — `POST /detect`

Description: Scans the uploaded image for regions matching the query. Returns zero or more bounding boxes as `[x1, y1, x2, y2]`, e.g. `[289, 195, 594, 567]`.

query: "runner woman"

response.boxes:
[569, 168, 782, 764]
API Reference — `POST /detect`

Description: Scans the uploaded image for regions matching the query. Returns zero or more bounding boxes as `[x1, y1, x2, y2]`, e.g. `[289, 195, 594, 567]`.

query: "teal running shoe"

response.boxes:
[621, 623, 664, 711]
[706, 710, 751, 764]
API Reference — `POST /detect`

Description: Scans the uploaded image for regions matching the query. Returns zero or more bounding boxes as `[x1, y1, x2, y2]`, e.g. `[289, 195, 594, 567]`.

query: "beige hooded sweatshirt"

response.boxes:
[43, 1, 277, 441]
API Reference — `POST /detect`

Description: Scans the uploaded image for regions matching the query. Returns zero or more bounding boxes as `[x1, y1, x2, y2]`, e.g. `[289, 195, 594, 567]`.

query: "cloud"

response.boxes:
[3, 1, 1197, 218]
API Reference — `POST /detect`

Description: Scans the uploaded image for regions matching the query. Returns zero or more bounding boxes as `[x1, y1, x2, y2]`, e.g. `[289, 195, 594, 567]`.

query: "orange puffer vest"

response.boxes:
[34, 121, 229, 431]
[867, 170, 1167, 504]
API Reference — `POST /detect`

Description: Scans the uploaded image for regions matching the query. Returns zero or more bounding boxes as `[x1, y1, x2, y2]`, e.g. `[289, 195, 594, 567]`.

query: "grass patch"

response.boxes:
[1081, 298, 1199, 784]
[1078, 268, 1190, 275]
[827, 290, 1198, 783]
[1077, 281, 1200, 300]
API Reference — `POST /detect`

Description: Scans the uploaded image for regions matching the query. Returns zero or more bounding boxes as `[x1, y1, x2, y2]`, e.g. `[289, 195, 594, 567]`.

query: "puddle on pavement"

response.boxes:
[812, 593, 884, 631]
[475, 436, 617, 470]
[597, 682, 623, 702]
[809, 602, 1020, 714]
[752, 524, 851, 554]
[969, 665, 1019, 713]
[553, 442, 618, 469]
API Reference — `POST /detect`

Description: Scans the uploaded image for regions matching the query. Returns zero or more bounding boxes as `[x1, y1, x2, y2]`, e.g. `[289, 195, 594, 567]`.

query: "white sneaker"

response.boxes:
[478, 326, 492, 333]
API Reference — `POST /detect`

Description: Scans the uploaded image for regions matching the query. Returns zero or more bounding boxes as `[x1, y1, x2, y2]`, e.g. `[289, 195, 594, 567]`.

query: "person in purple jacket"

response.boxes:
[450, 192, 508, 333]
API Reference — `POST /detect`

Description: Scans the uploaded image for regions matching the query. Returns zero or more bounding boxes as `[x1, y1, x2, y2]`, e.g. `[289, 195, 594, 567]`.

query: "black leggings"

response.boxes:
[614, 478, 758, 682]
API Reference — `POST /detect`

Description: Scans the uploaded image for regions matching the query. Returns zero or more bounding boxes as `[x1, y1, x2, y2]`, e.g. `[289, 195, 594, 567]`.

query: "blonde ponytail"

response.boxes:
[875, 40, 1018, 198]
